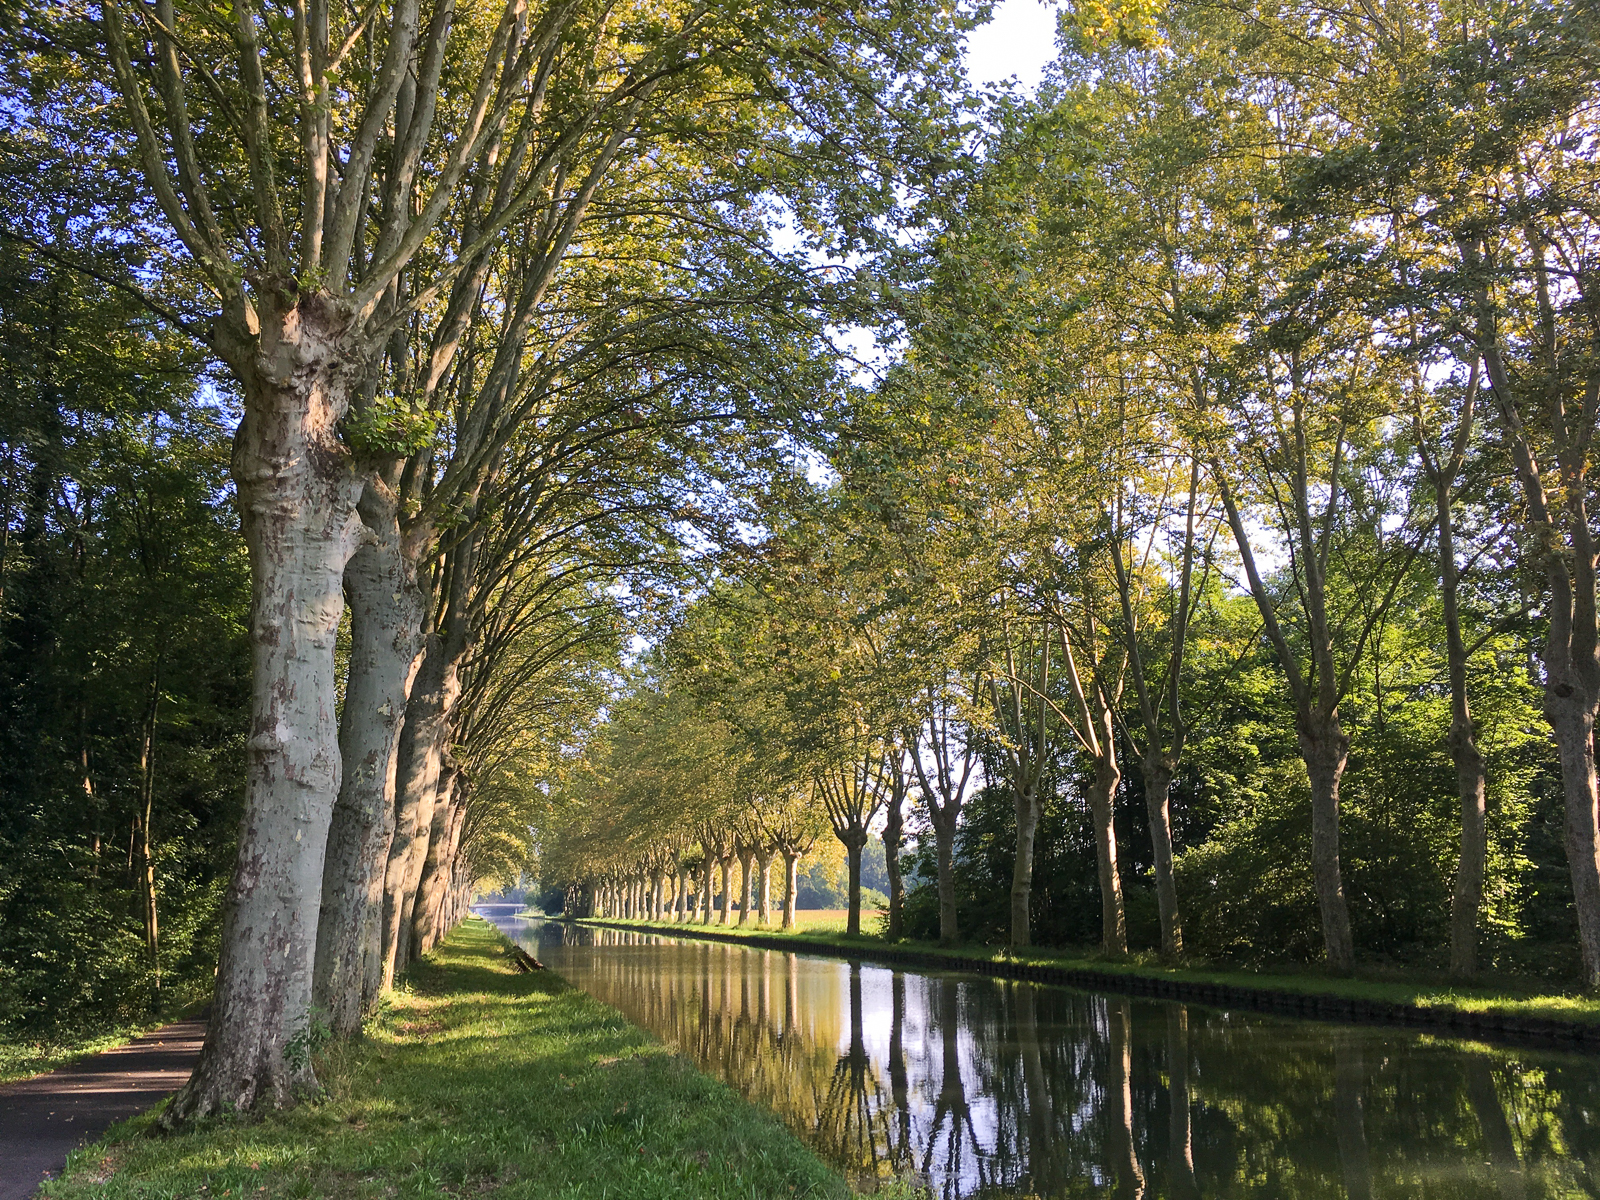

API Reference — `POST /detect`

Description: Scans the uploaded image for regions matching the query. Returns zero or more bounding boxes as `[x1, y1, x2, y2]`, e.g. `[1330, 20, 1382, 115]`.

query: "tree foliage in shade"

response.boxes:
[0, 235, 250, 1034]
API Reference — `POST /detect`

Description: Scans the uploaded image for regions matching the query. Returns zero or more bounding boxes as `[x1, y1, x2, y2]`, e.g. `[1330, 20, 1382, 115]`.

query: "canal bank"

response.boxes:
[567, 914, 1600, 1050]
[509, 913, 1600, 1197]
[38, 918, 869, 1200]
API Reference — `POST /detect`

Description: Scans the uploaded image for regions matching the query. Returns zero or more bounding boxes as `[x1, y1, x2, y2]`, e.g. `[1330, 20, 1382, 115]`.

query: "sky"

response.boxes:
[965, 0, 1062, 92]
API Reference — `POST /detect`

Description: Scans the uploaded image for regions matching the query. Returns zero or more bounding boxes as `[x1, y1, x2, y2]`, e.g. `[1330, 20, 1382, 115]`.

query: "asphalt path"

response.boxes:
[0, 1018, 205, 1200]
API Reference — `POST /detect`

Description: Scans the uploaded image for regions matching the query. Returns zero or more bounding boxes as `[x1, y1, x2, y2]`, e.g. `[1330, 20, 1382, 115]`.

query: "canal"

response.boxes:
[490, 914, 1600, 1197]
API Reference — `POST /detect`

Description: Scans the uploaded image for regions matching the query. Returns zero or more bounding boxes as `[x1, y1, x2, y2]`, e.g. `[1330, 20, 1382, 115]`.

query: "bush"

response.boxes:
[859, 887, 889, 911]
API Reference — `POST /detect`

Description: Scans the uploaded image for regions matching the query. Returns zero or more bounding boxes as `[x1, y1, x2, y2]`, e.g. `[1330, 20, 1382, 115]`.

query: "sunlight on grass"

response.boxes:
[42, 918, 861, 1200]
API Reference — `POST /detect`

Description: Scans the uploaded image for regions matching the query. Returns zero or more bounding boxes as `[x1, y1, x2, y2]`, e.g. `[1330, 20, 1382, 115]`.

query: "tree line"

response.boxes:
[0, 0, 970, 1117]
[539, 0, 1600, 992]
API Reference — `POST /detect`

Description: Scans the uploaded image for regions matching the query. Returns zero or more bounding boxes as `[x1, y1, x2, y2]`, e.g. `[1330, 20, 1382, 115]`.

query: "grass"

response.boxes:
[1, 1027, 162, 1087]
[575, 914, 1600, 1027]
[40, 917, 862, 1200]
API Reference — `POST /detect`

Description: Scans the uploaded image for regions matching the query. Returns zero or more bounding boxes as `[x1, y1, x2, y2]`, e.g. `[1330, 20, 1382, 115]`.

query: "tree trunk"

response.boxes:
[1467, 263, 1600, 989]
[718, 856, 733, 924]
[1089, 742, 1128, 958]
[381, 638, 460, 985]
[1142, 755, 1183, 961]
[406, 768, 455, 961]
[676, 865, 689, 922]
[931, 811, 960, 946]
[1428, 444, 1490, 979]
[756, 850, 774, 924]
[1300, 712, 1355, 971]
[165, 305, 365, 1123]
[702, 849, 716, 924]
[845, 836, 864, 936]
[1010, 781, 1041, 949]
[412, 774, 462, 956]
[1548, 700, 1600, 987]
[433, 800, 466, 946]
[782, 851, 799, 929]
[883, 785, 904, 940]
[738, 850, 755, 925]
[136, 669, 160, 987]
[1449, 718, 1489, 978]
[314, 494, 423, 1033]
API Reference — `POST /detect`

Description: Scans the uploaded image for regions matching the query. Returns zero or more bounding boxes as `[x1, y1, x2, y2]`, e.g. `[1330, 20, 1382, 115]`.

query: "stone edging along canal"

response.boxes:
[558, 917, 1600, 1053]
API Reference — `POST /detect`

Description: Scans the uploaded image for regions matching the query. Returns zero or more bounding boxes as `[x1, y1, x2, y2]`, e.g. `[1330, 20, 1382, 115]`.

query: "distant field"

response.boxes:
[781, 909, 885, 933]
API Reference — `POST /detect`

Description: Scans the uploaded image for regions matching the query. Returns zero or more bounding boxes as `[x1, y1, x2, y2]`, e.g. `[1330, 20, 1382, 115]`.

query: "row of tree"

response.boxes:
[540, 0, 1600, 989]
[1, 0, 977, 1118]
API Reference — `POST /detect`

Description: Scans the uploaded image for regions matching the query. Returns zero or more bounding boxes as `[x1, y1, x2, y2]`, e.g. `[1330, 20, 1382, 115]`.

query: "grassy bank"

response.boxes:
[575, 915, 1600, 1028]
[42, 918, 857, 1200]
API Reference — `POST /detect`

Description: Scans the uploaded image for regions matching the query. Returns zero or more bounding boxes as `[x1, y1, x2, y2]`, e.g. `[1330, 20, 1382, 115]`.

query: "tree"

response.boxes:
[815, 738, 891, 937]
[97, 0, 631, 1115]
[0, 233, 249, 1034]
[986, 615, 1055, 950]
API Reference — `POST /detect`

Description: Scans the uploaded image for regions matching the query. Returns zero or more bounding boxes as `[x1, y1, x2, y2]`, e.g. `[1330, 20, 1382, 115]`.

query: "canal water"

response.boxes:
[489, 914, 1600, 1197]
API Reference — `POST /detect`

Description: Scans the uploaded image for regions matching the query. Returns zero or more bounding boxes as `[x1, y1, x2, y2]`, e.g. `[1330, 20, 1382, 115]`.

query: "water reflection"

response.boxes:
[499, 917, 1600, 1198]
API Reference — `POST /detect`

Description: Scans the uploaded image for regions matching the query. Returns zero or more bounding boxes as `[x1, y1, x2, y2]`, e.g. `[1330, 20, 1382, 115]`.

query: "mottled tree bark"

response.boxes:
[410, 771, 460, 955]
[165, 299, 365, 1123]
[934, 821, 959, 945]
[992, 631, 1050, 951]
[909, 693, 977, 948]
[1464, 242, 1600, 988]
[1412, 370, 1490, 978]
[381, 635, 461, 985]
[1215, 465, 1357, 972]
[314, 492, 424, 1032]
[701, 844, 717, 924]
[1109, 458, 1201, 963]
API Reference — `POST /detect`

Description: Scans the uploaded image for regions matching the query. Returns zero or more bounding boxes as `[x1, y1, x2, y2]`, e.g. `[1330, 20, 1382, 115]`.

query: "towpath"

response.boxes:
[0, 1018, 205, 1200]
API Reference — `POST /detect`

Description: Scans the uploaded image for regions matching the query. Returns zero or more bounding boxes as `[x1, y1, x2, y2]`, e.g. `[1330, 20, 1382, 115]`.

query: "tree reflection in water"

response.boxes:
[515, 919, 1600, 1198]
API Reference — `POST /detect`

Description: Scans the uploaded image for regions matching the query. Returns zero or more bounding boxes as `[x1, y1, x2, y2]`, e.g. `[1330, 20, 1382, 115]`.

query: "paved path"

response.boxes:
[0, 1018, 205, 1200]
